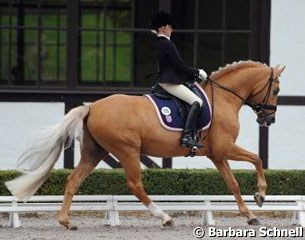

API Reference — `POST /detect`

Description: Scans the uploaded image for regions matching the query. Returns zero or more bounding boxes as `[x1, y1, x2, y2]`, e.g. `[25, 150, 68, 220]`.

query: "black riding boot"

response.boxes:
[180, 101, 203, 148]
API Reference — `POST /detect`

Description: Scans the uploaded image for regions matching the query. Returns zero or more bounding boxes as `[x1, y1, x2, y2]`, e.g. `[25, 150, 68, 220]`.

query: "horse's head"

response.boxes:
[209, 61, 286, 127]
[246, 65, 285, 127]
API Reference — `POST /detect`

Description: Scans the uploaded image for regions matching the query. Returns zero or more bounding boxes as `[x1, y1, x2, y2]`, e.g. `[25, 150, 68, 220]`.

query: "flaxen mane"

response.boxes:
[210, 60, 267, 80]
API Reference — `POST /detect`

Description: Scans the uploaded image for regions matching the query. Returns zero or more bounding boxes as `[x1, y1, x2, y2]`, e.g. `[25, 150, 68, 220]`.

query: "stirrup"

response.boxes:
[186, 145, 199, 157]
[180, 135, 203, 149]
[182, 140, 203, 157]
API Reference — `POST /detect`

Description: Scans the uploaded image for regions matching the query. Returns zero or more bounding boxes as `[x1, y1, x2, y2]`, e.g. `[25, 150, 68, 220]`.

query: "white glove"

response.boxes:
[198, 69, 207, 80]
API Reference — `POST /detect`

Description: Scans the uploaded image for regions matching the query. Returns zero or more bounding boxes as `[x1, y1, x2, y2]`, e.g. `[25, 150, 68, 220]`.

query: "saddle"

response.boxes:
[145, 82, 212, 132]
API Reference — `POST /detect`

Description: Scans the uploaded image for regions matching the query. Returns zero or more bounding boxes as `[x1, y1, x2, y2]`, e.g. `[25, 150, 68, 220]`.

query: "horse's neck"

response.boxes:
[209, 67, 269, 109]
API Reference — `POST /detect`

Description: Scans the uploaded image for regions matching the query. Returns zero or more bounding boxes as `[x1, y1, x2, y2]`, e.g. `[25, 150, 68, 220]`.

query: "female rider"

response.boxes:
[150, 10, 207, 148]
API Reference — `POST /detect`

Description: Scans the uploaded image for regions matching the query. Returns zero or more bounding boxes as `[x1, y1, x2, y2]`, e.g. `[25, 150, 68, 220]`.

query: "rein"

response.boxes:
[207, 68, 277, 115]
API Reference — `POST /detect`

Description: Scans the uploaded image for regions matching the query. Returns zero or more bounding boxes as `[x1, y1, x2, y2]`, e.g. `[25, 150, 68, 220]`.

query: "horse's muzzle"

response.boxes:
[256, 115, 275, 127]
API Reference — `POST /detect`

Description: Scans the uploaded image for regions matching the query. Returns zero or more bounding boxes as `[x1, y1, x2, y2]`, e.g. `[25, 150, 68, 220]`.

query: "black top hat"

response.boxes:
[150, 10, 175, 30]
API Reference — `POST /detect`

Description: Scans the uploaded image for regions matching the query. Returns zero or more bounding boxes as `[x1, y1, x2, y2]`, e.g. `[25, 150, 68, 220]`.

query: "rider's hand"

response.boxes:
[198, 69, 207, 80]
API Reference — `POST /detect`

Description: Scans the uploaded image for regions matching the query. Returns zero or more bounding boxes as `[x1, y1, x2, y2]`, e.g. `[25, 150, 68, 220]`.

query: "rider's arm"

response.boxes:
[160, 40, 199, 79]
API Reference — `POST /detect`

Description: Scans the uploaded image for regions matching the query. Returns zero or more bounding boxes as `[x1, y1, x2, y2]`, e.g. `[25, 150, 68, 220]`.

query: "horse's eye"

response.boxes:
[273, 87, 280, 95]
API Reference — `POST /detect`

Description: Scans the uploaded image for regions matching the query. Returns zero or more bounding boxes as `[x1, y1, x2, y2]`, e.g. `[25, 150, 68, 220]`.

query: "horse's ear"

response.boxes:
[273, 65, 286, 78]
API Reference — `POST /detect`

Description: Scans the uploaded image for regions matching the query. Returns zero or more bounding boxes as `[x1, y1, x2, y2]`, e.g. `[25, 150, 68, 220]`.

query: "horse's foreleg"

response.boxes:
[226, 144, 267, 207]
[116, 149, 173, 226]
[212, 159, 260, 225]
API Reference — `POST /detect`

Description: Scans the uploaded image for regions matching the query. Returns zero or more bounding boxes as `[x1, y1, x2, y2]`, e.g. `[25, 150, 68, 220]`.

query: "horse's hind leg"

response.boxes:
[212, 158, 260, 225]
[113, 147, 173, 226]
[58, 124, 107, 230]
[225, 144, 267, 207]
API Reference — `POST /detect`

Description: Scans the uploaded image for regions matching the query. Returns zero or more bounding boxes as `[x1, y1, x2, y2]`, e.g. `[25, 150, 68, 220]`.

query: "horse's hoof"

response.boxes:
[247, 218, 260, 225]
[254, 192, 265, 207]
[59, 219, 77, 230]
[69, 226, 78, 231]
[163, 219, 175, 227]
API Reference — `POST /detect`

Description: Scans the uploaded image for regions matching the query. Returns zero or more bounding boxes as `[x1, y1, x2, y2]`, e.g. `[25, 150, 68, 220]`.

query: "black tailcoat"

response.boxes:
[156, 36, 199, 84]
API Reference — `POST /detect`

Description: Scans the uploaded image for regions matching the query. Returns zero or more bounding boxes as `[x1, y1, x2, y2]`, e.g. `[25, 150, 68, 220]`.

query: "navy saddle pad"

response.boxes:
[145, 82, 212, 132]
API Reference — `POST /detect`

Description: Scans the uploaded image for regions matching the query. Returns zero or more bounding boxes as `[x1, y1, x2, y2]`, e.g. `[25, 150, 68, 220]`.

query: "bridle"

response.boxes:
[246, 68, 279, 117]
[207, 68, 279, 124]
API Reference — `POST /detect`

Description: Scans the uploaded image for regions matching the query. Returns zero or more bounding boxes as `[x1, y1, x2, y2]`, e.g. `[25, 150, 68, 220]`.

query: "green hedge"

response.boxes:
[1, 169, 305, 196]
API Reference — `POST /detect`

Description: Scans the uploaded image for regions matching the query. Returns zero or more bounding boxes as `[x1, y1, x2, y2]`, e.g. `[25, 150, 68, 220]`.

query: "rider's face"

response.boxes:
[158, 25, 173, 38]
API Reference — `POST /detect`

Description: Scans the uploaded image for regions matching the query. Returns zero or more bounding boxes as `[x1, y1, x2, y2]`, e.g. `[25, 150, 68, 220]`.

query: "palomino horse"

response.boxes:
[5, 61, 285, 229]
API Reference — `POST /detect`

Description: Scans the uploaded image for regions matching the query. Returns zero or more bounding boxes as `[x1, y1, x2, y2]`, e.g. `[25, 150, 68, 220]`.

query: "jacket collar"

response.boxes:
[157, 33, 170, 41]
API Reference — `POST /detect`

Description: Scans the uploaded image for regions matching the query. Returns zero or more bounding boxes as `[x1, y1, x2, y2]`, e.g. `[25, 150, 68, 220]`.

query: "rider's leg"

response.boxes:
[180, 101, 203, 147]
[159, 83, 203, 106]
[159, 83, 203, 147]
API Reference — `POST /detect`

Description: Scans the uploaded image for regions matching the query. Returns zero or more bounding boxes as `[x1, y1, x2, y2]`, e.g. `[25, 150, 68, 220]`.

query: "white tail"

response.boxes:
[5, 105, 90, 201]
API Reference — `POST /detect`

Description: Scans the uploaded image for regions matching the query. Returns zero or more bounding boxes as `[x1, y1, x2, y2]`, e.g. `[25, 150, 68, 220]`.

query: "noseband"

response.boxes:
[208, 68, 278, 119]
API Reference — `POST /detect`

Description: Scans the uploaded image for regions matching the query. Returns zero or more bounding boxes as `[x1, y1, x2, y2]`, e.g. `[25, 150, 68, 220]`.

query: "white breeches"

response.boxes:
[159, 83, 203, 107]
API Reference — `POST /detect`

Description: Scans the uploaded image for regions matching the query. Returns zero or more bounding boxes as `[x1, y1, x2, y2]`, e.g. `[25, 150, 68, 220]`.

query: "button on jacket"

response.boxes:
[156, 36, 199, 84]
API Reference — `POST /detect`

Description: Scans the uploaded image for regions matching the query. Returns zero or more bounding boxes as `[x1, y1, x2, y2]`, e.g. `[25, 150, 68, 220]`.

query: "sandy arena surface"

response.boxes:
[0, 212, 303, 240]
